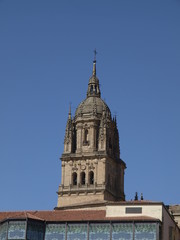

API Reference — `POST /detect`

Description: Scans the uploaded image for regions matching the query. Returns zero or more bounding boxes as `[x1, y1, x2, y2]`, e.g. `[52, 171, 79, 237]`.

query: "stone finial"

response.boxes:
[93, 60, 96, 76]
[93, 49, 97, 76]
[68, 103, 71, 120]
[134, 192, 138, 201]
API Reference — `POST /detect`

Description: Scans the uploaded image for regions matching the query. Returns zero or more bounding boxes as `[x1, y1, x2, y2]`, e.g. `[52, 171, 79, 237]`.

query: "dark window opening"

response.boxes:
[90, 85, 93, 94]
[81, 172, 86, 185]
[83, 129, 89, 145]
[126, 207, 142, 214]
[95, 85, 97, 94]
[85, 129, 88, 142]
[109, 137, 112, 149]
[72, 172, 77, 186]
[89, 171, 94, 185]
[72, 129, 76, 153]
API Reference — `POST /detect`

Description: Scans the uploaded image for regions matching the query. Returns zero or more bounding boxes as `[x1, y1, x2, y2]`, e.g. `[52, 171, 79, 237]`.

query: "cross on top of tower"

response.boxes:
[94, 49, 97, 62]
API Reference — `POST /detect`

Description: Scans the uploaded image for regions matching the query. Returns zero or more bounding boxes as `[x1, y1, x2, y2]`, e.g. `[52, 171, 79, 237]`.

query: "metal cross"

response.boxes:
[94, 49, 97, 61]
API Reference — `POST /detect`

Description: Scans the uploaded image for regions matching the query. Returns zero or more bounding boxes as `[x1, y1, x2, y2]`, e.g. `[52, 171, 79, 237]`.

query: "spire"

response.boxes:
[93, 60, 96, 76]
[68, 103, 71, 120]
[93, 49, 97, 76]
[114, 115, 117, 126]
[134, 192, 138, 201]
[64, 105, 73, 149]
[86, 50, 101, 98]
[94, 48, 97, 61]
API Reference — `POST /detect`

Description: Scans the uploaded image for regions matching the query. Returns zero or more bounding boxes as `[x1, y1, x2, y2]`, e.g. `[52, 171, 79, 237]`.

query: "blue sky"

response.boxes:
[0, 0, 180, 210]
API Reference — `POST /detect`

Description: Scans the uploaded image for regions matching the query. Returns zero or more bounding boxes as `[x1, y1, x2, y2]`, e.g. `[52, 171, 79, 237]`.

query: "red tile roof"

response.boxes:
[0, 210, 159, 223]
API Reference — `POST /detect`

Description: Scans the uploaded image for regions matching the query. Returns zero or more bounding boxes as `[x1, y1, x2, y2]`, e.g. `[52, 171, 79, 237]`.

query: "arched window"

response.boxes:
[90, 85, 93, 94]
[72, 172, 77, 186]
[83, 129, 89, 146]
[109, 137, 112, 149]
[84, 129, 88, 142]
[80, 172, 86, 185]
[95, 85, 97, 94]
[89, 171, 94, 185]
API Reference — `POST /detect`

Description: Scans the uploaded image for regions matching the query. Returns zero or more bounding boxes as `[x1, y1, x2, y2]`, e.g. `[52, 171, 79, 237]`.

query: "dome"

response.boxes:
[88, 75, 99, 84]
[75, 60, 111, 119]
[75, 96, 111, 118]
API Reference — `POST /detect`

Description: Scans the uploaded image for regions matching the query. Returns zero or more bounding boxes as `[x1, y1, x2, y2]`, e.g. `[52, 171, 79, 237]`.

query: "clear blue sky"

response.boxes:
[0, 0, 180, 210]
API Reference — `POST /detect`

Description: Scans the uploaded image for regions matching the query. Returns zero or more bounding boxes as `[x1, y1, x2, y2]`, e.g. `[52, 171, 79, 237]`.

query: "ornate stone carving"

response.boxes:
[81, 165, 86, 170]
[89, 163, 95, 170]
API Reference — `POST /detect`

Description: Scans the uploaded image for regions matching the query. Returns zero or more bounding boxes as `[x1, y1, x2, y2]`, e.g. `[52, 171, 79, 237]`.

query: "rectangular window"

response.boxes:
[125, 207, 142, 214]
[169, 226, 173, 240]
[67, 224, 87, 240]
[0, 222, 8, 240]
[112, 223, 133, 240]
[45, 224, 66, 240]
[27, 221, 44, 240]
[8, 221, 26, 240]
[135, 223, 156, 240]
[89, 223, 110, 240]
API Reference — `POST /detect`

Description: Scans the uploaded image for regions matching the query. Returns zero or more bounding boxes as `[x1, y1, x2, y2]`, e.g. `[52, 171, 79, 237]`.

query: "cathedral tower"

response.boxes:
[57, 59, 126, 208]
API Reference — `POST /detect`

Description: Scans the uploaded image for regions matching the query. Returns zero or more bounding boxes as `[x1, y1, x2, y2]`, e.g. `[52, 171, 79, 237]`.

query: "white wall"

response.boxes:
[106, 204, 163, 221]
[106, 203, 180, 240]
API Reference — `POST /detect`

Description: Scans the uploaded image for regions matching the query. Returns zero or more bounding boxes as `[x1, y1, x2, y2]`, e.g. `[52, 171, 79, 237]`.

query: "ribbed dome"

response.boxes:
[89, 75, 99, 84]
[75, 96, 111, 118]
[75, 60, 111, 119]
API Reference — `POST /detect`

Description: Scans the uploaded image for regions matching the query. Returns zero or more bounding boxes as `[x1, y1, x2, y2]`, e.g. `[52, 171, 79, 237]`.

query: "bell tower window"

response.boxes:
[80, 172, 86, 185]
[72, 172, 77, 186]
[109, 137, 112, 149]
[90, 85, 93, 94]
[83, 129, 89, 146]
[95, 85, 97, 94]
[89, 171, 94, 185]
[85, 129, 88, 142]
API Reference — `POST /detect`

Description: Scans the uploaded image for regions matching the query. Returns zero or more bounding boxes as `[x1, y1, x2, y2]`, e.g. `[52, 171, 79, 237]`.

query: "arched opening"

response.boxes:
[72, 128, 76, 153]
[109, 137, 112, 149]
[80, 172, 86, 185]
[83, 129, 89, 146]
[90, 85, 93, 94]
[85, 129, 88, 142]
[72, 172, 77, 186]
[95, 85, 97, 94]
[89, 171, 94, 185]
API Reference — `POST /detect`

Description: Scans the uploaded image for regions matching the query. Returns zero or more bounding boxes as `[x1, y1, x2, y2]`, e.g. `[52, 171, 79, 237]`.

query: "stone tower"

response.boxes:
[57, 60, 126, 208]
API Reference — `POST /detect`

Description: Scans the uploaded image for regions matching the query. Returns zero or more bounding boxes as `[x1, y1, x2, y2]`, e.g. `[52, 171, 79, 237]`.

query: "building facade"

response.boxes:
[0, 201, 179, 240]
[168, 205, 180, 228]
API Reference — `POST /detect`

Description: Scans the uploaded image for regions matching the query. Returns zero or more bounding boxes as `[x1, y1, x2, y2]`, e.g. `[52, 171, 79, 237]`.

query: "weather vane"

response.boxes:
[94, 49, 97, 61]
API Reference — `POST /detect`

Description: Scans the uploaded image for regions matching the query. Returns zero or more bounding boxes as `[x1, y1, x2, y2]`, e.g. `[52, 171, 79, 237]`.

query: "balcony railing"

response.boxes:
[58, 182, 105, 193]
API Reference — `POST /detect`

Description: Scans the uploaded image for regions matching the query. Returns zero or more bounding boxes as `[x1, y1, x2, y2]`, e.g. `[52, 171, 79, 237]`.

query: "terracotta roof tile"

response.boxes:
[0, 211, 44, 222]
[0, 210, 159, 223]
[34, 210, 106, 222]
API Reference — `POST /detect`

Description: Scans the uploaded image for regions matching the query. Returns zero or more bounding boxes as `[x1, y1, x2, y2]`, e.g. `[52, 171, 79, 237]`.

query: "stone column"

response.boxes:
[85, 160, 89, 184]
[76, 124, 82, 152]
[94, 159, 98, 185]
[61, 161, 65, 185]
[77, 160, 81, 186]
[69, 161, 73, 186]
